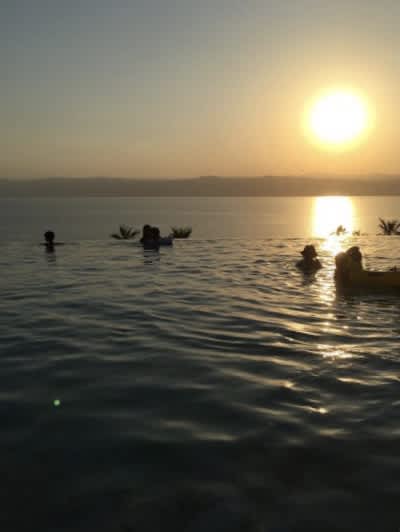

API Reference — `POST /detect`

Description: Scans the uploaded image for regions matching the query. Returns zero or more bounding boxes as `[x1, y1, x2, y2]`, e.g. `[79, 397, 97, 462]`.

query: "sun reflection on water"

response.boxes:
[322, 348, 353, 360]
[313, 196, 354, 237]
[312, 197, 355, 255]
[321, 235, 346, 256]
[317, 275, 336, 306]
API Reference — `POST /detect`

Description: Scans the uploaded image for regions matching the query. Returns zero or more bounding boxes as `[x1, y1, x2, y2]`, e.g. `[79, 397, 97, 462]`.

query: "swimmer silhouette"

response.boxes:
[42, 231, 64, 252]
[140, 225, 173, 249]
[296, 245, 322, 274]
[140, 224, 159, 250]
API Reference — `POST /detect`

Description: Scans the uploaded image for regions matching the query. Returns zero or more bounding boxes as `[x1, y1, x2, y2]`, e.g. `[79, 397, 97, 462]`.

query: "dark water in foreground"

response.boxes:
[1, 233, 400, 531]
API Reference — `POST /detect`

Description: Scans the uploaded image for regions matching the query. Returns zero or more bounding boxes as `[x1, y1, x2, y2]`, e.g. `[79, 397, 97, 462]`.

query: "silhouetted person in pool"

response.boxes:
[42, 230, 64, 252]
[139, 224, 173, 248]
[296, 245, 322, 273]
[334, 246, 363, 283]
[140, 225, 152, 244]
[335, 246, 400, 291]
[140, 224, 159, 249]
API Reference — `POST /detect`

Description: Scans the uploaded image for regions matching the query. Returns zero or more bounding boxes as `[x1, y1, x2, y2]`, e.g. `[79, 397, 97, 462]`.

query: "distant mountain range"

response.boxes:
[2, 176, 400, 196]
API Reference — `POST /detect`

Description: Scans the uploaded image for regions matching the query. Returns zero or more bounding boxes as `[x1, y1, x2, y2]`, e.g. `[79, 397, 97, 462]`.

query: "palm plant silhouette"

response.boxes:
[378, 218, 400, 235]
[171, 226, 192, 238]
[111, 225, 139, 240]
[330, 225, 347, 236]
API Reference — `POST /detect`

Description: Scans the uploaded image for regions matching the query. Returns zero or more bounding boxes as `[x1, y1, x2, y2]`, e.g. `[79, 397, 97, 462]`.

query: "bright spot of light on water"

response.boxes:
[312, 196, 354, 239]
[321, 348, 353, 360]
[318, 277, 336, 304]
[309, 406, 328, 415]
[321, 235, 346, 256]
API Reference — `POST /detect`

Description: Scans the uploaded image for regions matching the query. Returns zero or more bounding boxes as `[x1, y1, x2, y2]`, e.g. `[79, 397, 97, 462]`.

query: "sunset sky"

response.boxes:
[1, 0, 399, 179]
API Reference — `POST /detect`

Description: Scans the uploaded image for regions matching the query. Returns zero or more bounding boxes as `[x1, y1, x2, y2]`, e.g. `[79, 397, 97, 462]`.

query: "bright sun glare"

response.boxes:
[309, 91, 368, 146]
[313, 196, 354, 239]
[312, 196, 355, 255]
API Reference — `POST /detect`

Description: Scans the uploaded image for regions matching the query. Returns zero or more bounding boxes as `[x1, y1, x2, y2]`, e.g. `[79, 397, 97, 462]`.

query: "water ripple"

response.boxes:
[1, 238, 400, 530]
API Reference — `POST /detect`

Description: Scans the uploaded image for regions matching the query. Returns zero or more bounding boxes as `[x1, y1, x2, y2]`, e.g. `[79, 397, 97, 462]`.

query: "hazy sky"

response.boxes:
[1, 0, 399, 179]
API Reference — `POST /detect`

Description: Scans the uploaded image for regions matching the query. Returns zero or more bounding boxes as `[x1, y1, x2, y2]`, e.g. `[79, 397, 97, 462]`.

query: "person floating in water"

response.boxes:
[296, 245, 322, 273]
[334, 246, 400, 290]
[42, 230, 64, 252]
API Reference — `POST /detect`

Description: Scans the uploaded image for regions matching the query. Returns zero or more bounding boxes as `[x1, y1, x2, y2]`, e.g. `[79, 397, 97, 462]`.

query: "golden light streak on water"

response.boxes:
[312, 196, 355, 239]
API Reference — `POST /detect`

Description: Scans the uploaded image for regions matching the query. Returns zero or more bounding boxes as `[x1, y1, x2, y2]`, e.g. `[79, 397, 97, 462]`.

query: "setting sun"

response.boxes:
[309, 90, 369, 147]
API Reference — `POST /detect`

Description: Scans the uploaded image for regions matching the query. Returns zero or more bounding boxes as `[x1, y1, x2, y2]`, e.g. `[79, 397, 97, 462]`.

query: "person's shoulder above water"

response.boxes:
[296, 257, 322, 272]
[296, 245, 322, 273]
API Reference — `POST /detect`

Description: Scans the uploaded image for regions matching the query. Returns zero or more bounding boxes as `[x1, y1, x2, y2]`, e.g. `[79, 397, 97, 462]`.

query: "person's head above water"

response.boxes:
[296, 244, 322, 272]
[335, 246, 363, 281]
[142, 225, 153, 239]
[300, 245, 318, 260]
[44, 230, 55, 244]
[346, 246, 362, 265]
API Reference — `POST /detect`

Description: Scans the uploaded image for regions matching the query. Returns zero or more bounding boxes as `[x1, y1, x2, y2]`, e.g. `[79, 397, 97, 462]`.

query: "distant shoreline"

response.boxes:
[1, 176, 400, 197]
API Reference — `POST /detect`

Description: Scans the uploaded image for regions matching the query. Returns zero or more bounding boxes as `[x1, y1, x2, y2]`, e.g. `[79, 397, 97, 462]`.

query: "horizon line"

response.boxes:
[2, 173, 400, 182]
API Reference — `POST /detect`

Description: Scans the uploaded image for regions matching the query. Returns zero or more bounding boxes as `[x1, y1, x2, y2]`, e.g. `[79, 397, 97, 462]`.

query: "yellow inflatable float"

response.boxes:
[335, 246, 400, 290]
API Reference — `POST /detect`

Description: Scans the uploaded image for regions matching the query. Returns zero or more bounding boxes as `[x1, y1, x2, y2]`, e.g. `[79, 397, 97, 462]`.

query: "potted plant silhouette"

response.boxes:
[111, 225, 139, 240]
[171, 226, 192, 238]
[331, 225, 347, 236]
[378, 218, 400, 235]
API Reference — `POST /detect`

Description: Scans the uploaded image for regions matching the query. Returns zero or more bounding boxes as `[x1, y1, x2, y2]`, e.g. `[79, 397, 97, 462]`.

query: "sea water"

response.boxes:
[0, 197, 399, 531]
